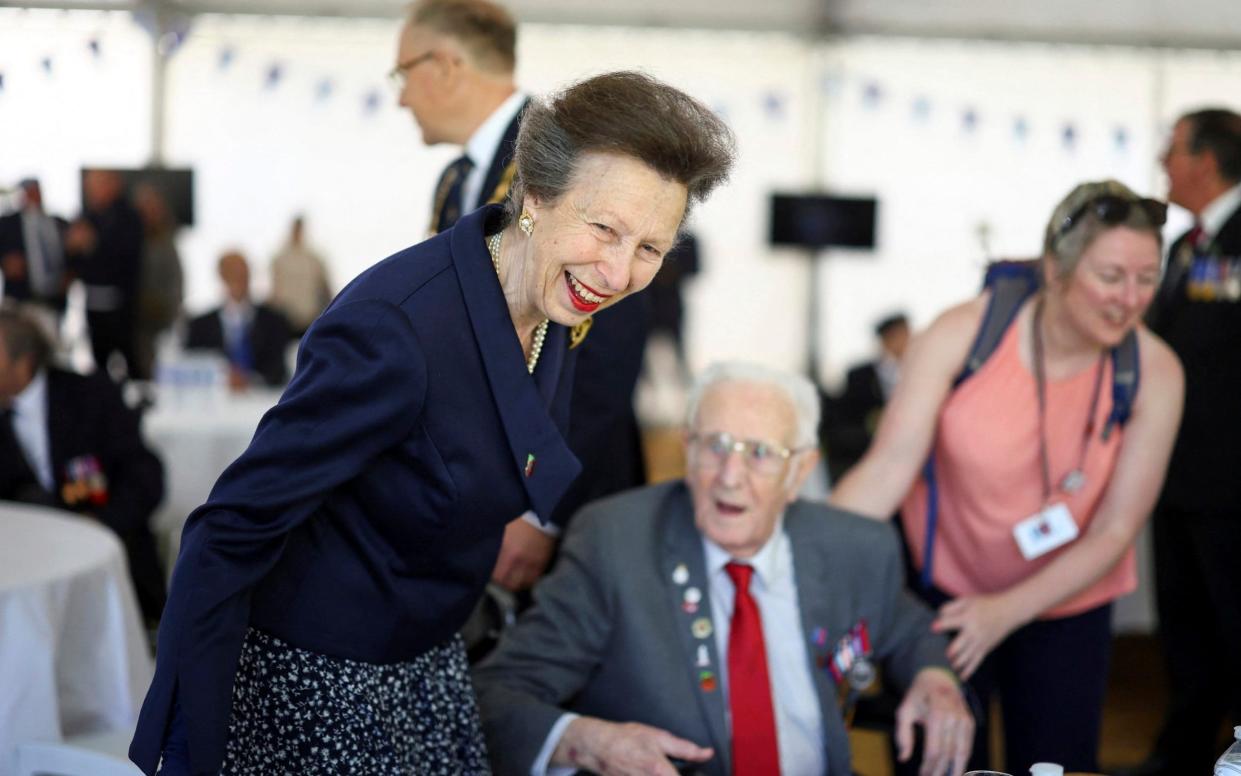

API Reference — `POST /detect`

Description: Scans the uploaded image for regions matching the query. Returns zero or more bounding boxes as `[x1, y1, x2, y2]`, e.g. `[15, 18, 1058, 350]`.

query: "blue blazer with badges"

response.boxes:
[130, 206, 582, 776]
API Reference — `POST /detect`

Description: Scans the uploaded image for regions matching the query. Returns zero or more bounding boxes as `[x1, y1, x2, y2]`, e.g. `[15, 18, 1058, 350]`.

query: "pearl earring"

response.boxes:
[518, 211, 534, 236]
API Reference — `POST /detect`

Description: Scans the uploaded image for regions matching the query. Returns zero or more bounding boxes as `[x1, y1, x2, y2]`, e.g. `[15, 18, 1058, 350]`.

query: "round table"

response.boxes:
[0, 503, 153, 776]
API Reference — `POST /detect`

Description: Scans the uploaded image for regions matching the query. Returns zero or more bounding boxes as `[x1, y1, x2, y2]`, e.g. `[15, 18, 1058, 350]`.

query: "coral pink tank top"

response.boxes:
[900, 309, 1136, 619]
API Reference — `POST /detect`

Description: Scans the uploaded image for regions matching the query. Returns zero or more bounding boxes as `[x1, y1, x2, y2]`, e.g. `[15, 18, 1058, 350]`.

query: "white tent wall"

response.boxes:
[5, 11, 1240, 388]
[0, 10, 152, 215]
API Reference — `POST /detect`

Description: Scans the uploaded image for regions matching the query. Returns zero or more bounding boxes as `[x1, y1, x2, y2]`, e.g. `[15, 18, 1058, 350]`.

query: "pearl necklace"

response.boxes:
[487, 231, 548, 374]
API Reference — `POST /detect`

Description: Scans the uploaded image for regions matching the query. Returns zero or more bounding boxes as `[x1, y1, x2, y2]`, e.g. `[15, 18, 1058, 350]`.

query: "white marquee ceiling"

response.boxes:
[5, 0, 1241, 48]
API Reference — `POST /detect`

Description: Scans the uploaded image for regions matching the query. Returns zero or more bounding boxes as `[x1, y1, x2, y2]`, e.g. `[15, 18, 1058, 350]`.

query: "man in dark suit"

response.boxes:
[0, 307, 166, 622]
[824, 312, 909, 481]
[0, 179, 71, 317]
[394, 0, 650, 595]
[65, 169, 144, 378]
[1127, 107, 1241, 776]
[475, 362, 973, 776]
[184, 250, 291, 388]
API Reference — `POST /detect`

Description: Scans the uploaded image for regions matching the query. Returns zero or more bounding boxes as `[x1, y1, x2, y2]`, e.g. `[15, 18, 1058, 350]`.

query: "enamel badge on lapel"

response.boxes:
[691, 617, 712, 640]
[524, 453, 536, 478]
[672, 563, 689, 585]
[698, 670, 717, 692]
[682, 586, 701, 613]
[696, 644, 710, 667]
[569, 317, 593, 349]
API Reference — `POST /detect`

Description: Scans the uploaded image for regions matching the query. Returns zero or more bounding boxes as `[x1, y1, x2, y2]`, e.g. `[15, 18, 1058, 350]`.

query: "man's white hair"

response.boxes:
[685, 361, 820, 450]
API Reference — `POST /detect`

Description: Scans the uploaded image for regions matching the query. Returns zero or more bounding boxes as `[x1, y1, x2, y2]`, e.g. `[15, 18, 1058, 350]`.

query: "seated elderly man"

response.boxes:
[0, 307, 166, 622]
[474, 361, 974, 776]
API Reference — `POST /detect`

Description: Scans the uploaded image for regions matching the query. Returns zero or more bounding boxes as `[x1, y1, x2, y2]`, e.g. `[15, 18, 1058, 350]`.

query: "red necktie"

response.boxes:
[725, 561, 780, 775]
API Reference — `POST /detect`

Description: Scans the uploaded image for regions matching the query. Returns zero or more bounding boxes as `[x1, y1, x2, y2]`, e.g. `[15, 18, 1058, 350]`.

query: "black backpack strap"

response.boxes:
[1103, 329, 1140, 440]
[956, 261, 1041, 385]
[922, 260, 1039, 590]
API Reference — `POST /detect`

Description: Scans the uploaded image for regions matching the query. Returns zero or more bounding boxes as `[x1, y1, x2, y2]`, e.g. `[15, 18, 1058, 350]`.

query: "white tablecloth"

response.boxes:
[0, 503, 153, 776]
[143, 388, 281, 574]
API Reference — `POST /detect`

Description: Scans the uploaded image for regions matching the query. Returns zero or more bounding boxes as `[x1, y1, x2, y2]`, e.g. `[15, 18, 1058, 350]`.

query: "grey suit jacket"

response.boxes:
[474, 481, 951, 776]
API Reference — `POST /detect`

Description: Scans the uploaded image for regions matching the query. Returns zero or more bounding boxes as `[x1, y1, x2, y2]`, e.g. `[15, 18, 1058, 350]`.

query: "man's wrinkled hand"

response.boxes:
[895, 668, 974, 776]
[551, 717, 713, 776]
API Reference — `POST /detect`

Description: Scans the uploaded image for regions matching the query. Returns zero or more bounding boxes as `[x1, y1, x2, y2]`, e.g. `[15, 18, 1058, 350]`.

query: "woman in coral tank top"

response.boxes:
[830, 180, 1185, 774]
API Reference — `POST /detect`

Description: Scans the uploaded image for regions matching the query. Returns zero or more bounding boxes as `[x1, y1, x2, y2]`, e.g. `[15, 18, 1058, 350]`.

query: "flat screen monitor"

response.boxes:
[769, 193, 877, 249]
[80, 167, 194, 227]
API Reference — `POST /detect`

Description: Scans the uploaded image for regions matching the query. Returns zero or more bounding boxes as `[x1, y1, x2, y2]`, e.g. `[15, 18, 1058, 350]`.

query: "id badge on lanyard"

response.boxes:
[1013, 502, 1079, 560]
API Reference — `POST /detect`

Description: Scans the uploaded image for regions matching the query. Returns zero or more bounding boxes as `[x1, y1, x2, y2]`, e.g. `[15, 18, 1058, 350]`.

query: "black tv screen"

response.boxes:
[769, 193, 877, 249]
[81, 167, 194, 227]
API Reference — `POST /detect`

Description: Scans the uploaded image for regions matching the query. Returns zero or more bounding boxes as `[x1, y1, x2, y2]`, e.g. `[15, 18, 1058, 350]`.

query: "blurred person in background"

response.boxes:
[823, 312, 910, 482]
[65, 169, 143, 380]
[396, 0, 652, 601]
[268, 215, 332, 338]
[184, 251, 291, 390]
[1125, 107, 1241, 776]
[0, 179, 71, 323]
[132, 183, 184, 382]
[0, 306, 166, 623]
[131, 71, 733, 776]
[829, 180, 1184, 773]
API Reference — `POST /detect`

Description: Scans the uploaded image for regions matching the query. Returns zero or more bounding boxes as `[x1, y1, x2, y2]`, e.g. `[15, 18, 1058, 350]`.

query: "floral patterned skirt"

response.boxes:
[221, 628, 491, 775]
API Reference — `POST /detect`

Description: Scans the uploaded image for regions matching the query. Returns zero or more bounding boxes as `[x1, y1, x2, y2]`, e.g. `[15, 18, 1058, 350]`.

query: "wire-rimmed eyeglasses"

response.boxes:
[387, 51, 437, 91]
[687, 431, 803, 477]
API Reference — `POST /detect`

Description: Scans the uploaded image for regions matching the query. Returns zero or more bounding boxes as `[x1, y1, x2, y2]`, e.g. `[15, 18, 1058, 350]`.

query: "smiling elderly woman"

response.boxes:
[828, 179, 1185, 774]
[131, 70, 734, 776]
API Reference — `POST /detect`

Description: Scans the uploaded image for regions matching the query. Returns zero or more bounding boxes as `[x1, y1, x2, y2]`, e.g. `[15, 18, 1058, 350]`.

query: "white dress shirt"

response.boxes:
[534, 521, 826, 776]
[220, 300, 254, 352]
[1200, 182, 1241, 242]
[12, 369, 54, 492]
[462, 90, 528, 213]
[702, 522, 826, 776]
[875, 353, 901, 401]
[20, 210, 64, 298]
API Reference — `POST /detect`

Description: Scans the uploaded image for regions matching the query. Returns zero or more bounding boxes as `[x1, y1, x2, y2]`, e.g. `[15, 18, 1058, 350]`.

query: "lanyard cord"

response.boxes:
[1032, 295, 1106, 504]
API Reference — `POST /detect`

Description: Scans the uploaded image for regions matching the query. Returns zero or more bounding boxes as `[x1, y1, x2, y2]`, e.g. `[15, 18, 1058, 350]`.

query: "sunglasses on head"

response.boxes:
[1053, 194, 1168, 246]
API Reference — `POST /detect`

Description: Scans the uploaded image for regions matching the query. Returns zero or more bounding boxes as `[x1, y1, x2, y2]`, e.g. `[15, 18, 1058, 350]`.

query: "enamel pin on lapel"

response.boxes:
[672, 563, 689, 585]
[698, 670, 717, 692]
[692, 617, 712, 639]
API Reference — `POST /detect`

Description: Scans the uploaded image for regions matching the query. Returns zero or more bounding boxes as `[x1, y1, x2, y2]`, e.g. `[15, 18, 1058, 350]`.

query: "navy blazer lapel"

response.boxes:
[660, 487, 731, 773]
[786, 505, 853, 776]
[474, 99, 527, 210]
[451, 207, 580, 522]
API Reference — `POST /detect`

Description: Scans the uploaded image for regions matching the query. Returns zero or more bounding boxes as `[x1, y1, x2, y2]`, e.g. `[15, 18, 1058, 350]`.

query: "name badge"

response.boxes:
[1013, 502, 1079, 560]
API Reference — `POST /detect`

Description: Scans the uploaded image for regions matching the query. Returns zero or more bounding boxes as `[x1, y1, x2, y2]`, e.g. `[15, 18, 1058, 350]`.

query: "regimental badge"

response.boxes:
[672, 563, 689, 585]
[698, 670, 717, 692]
[691, 617, 713, 639]
[569, 317, 593, 349]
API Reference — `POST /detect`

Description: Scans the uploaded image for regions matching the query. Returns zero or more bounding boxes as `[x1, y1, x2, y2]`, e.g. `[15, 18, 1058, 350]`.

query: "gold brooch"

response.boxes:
[569, 317, 593, 349]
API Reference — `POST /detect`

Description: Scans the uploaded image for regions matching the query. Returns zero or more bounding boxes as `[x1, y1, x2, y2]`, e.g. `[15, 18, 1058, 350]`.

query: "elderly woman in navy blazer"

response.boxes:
[132, 71, 735, 776]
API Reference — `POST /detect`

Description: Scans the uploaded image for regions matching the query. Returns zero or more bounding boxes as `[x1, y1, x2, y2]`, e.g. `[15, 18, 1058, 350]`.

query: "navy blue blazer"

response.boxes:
[130, 206, 582, 775]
